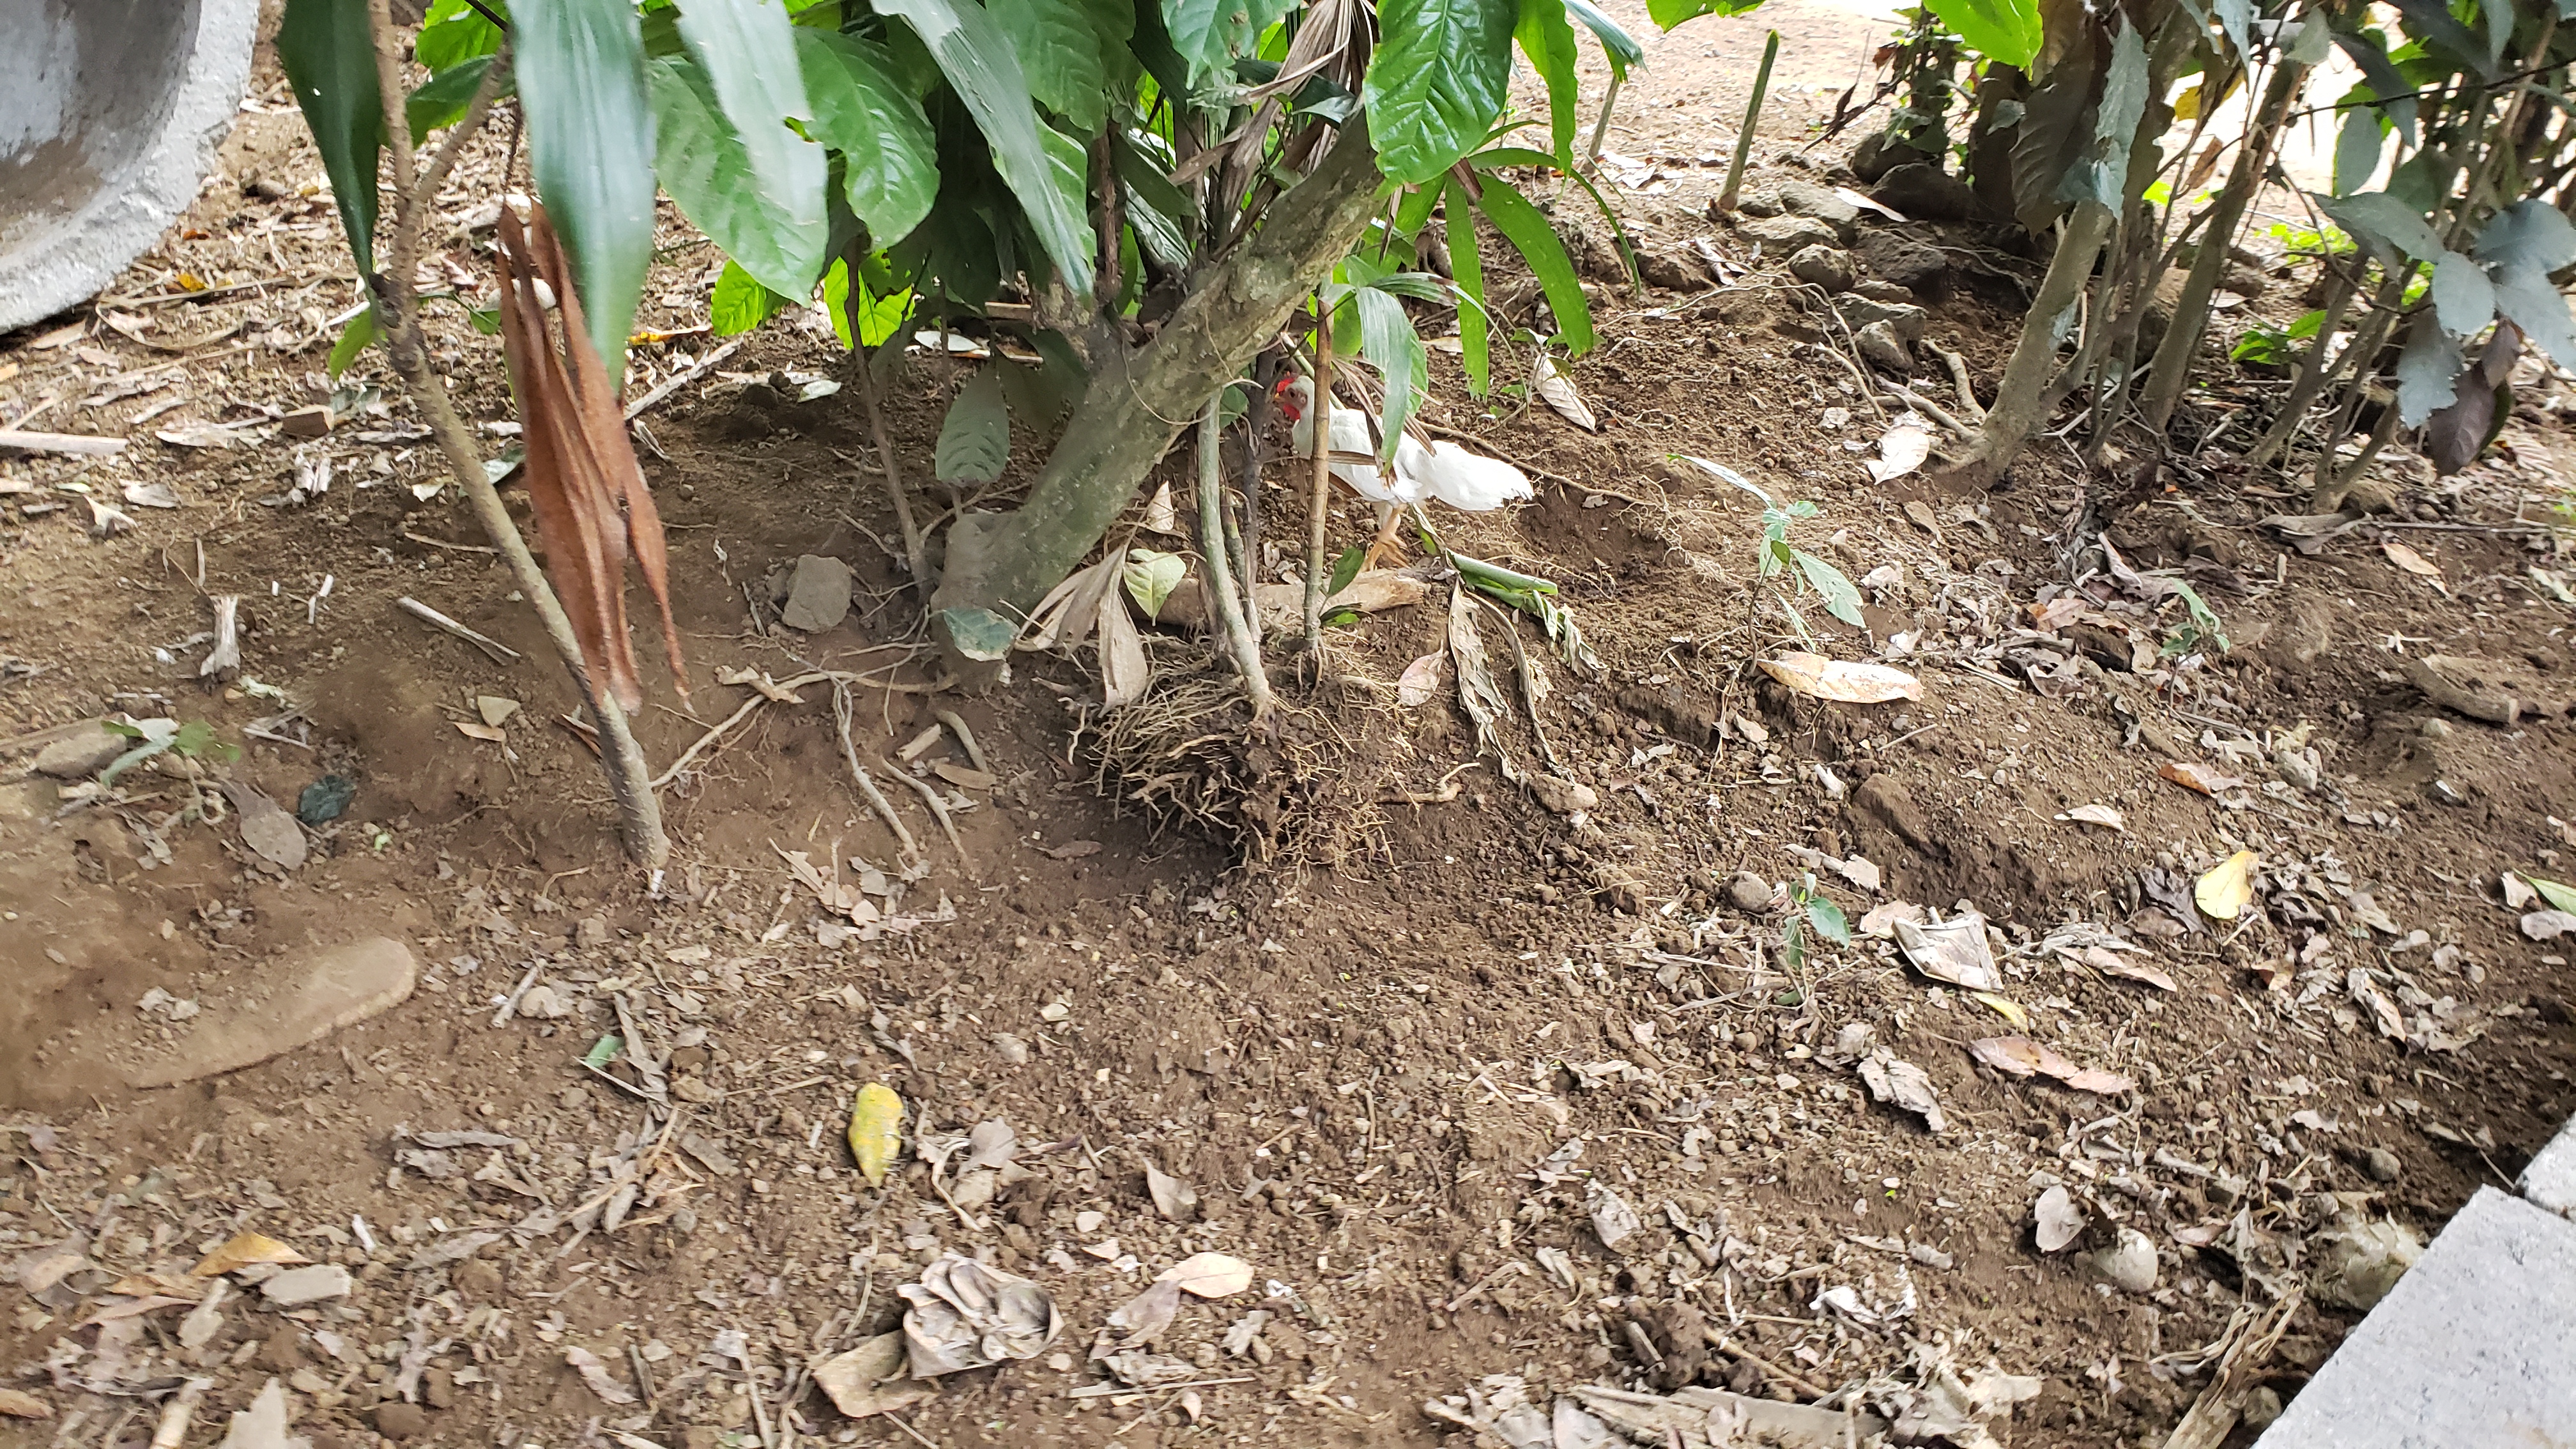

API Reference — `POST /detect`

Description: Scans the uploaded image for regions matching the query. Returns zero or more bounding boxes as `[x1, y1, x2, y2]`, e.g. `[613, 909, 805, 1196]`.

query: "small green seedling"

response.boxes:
[1676, 457, 1866, 647]
[1781, 872, 1852, 972]
[99, 719, 239, 786]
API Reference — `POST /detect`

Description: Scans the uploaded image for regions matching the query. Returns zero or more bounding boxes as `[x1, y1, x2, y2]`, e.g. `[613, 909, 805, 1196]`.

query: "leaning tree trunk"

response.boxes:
[928, 118, 1388, 677]
[1951, 202, 2116, 487]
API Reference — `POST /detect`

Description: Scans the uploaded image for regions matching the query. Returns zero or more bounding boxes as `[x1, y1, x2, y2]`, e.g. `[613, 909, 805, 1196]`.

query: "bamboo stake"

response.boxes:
[365, 0, 667, 867]
[1301, 303, 1335, 645]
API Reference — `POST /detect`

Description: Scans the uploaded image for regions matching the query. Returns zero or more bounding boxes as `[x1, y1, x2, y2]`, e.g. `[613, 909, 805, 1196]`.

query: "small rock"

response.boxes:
[2313, 1212, 2423, 1310]
[281, 406, 333, 439]
[1636, 250, 1704, 291]
[994, 1033, 1031, 1064]
[373, 1402, 430, 1439]
[1836, 297, 1928, 346]
[1735, 187, 1784, 217]
[2085, 1226, 2159, 1293]
[779, 554, 855, 633]
[1853, 232, 1950, 295]
[516, 985, 572, 1019]
[422, 1368, 456, 1411]
[1787, 244, 1856, 293]
[1870, 162, 1977, 222]
[1849, 279, 1916, 305]
[2363, 1147, 2403, 1183]
[1739, 215, 1839, 256]
[2242, 1386, 2285, 1432]
[288, 1368, 329, 1395]
[31, 724, 127, 779]
[257, 1330, 305, 1372]
[1774, 181, 1860, 241]
[2419, 717, 2453, 739]
[261, 1264, 353, 1306]
[1854, 320, 1915, 374]
[1850, 131, 1935, 183]
[1726, 872, 1774, 912]
[1529, 774, 1598, 815]
[574, 915, 613, 948]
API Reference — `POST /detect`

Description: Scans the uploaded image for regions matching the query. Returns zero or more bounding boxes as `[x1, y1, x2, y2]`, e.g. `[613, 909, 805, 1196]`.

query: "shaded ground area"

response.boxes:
[6, 6, 2576, 1449]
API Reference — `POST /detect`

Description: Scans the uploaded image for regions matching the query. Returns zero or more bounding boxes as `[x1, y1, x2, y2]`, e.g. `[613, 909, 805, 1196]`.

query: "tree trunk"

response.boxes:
[928, 118, 1387, 677]
[1952, 203, 2115, 487]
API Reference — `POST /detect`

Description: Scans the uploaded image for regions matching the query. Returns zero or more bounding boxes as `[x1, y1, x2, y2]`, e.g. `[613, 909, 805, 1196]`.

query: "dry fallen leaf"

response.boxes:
[2032, 1186, 2085, 1254]
[565, 1345, 638, 1405]
[848, 1083, 904, 1187]
[1969, 1036, 2136, 1094]
[2158, 761, 2245, 795]
[1106, 1276, 1183, 1347]
[1759, 651, 1922, 703]
[1864, 422, 1933, 484]
[2382, 539, 2444, 585]
[2194, 850, 2257, 921]
[1894, 912, 2001, 992]
[1038, 840, 1101, 860]
[809, 1333, 936, 1420]
[2057, 803, 2125, 831]
[1144, 1163, 1198, 1222]
[1160, 1252, 1254, 1298]
[1856, 1049, 1946, 1131]
[0, 1388, 51, 1419]
[1970, 991, 2028, 1028]
[454, 720, 507, 742]
[1533, 353, 1598, 431]
[191, 1232, 308, 1278]
[1396, 652, 1444, 708]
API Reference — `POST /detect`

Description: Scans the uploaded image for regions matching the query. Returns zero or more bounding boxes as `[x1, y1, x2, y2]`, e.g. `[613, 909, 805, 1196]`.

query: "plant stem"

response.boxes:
[1237, 350, 1278, 647]
[1585, 73, 1624, 169]
[1958, 203, 2115, 486]
[365, 0, 666, 868]
[1303, 304, 1335, 646]
[1717, 32, 1779, 213]
[851, 341, 930, 590]
[1197, 393, 1273, 719]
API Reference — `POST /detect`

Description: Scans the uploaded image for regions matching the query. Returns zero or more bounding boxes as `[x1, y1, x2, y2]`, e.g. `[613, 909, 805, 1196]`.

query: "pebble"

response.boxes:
[1726, 872, 1773, 912]
[373, 1403, 430, 1439]
[2084, 1227, 2159, 1294]
[2363, 1147, 2403, 1183]
[260, 1264, 353, 1306]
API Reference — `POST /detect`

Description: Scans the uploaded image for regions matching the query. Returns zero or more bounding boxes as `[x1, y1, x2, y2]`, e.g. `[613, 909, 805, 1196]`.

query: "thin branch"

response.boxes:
[1302, 303, 1335, 645]
[852, 343, 931, 591]
[407, 42, 512, 222]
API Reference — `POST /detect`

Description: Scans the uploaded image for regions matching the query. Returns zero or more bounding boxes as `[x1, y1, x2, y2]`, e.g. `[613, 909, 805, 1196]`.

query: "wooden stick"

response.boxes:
[1301, 305, 1335, 646]
[0, 429, 125, 456]
[832, 681, 919, 859]
[397, 595, 523, 663]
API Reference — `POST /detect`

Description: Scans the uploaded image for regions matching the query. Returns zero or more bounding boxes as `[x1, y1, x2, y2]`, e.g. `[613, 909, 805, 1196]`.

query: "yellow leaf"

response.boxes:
[2195, 851, 2258, 921]
[2173, 83, 2203, 121]
[190, 1231, 309, 1277]
[174, 272, 208, 293]
[848, 1082, 904, 1186]
[1969, 991, 2028, 1028]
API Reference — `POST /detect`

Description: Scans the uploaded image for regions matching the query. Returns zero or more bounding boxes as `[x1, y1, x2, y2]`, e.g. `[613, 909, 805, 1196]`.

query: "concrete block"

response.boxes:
[2255, 1187, 2576, 1448]
[2520, 1116, 2576, 1218]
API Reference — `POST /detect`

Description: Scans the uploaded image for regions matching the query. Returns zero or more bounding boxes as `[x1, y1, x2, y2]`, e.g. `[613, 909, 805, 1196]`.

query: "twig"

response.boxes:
[494, 960, 544, 1027]
[622, 336, 748, 422]
[932, 708, 992, 772]
[880, 757, 969, 863]
[1878, 385, 1972, 438]
[400, 528, 500, 555]
[881, 1414, 938, 1449]
[832, 682, 919, 859]
[101, 276, 297, 309]
[652, 693, 769, 790]
[397, 596, 523, 664]
[148, 1379, 211, 1449]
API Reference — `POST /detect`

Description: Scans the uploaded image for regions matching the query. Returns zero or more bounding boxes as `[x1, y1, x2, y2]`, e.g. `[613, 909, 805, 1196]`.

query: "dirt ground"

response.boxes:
[7, 5, 2576, 1449]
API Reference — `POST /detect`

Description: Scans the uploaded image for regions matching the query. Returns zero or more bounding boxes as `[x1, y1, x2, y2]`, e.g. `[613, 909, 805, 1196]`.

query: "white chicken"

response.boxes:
[1275, 374, 1532, 564]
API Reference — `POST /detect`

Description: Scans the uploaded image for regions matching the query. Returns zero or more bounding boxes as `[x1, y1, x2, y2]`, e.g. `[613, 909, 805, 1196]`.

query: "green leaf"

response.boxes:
[673, 0, 830, 295]
[1919, 0, 2039, 68]
[1807, 896, 1851, 945]
[822, 257, 915, 348]
[1328, 544, 1367, 595]
[994, 0, 1110, 132]
[2331, 108, 2381, 197]
[796, 31, 940, 244]
[418, 0, 505, 70]
[1474, 175, 1593, 353]
[2333, 29, 2418, 146]
[582, 1034, 624, 1070]
[2314, 190, 2443, 268]
[278, 0, 386, 274]
[1443, 177, 1490, 397]
[1162, 0, 1298, 82]
[518, 0, 659, 376]
[1645, 0, 1768, 27]
[1563, 0, 1643, 80]
[940, 606, 1018, 660]
[408, 56, 502, 145]
[328, 305, 378, 377]
[2394, 312, 2462, 426]
[1123, 549, 1187, 617]
[2495, 264, 2576, 372]
[2391, 0, 2500, 79]
[2427, 250, 2495, 338]
[1791, 548, 1864, 627]
[2531, 877, 2576, 916]
[1364, 0, 1520, 184]
[879, 0, 1096, 295]
[2473, 199, 2576, 273]
[2058, 18, 2145, 210]
[935, 366, 1011, 483]
[648, 55, 826, 300]
[710, 259, 791, 335]
[1351, 284, 1426, 465]
[1515, 0, 1581, 167]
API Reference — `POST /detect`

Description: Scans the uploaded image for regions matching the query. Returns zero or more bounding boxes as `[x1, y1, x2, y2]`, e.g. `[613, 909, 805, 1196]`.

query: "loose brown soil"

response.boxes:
[6, 6, 2575, 1449]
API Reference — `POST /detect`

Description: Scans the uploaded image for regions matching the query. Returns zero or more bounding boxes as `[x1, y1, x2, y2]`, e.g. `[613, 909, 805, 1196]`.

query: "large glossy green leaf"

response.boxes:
[2391, 0, 2500, 79]
[408, 56, 505, 144]
[795, 31, 939, 243]
[2427, 250, 2495, 337]
[1473, 174, 1593, 353]
[1365, 0, 1519, 184]
[2058, 17, 2145, 210]
[1564, 0, 1643, 80]
[1162, 0, 1298, 84]
[278, 0, 385, 273]
[935, 367, 1011, 484]
[673, 0, 829, 295]
[710, 259, 792, 335]
[1515, 0, 1581, 166]
[877, 0, 1095, 295]
[648, 56, 825, 300]
[1644, 0, 1767, 28]
[821, 257, 916, 348]
[1920, 0, 2039, 68]
[518, 0, 659, 374]
[417, 0, 506, 71]
[993, 0, 1109, 132]
[1444, 177, 1490, 397]
[1351, 284, 1427, 463]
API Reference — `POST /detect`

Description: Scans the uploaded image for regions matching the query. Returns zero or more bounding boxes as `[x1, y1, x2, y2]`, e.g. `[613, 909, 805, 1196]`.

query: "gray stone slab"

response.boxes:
[116, 936, 417, 1088]
[2521, 1116, 2576, 1219]
[2255, 1186, 2576, 1448]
